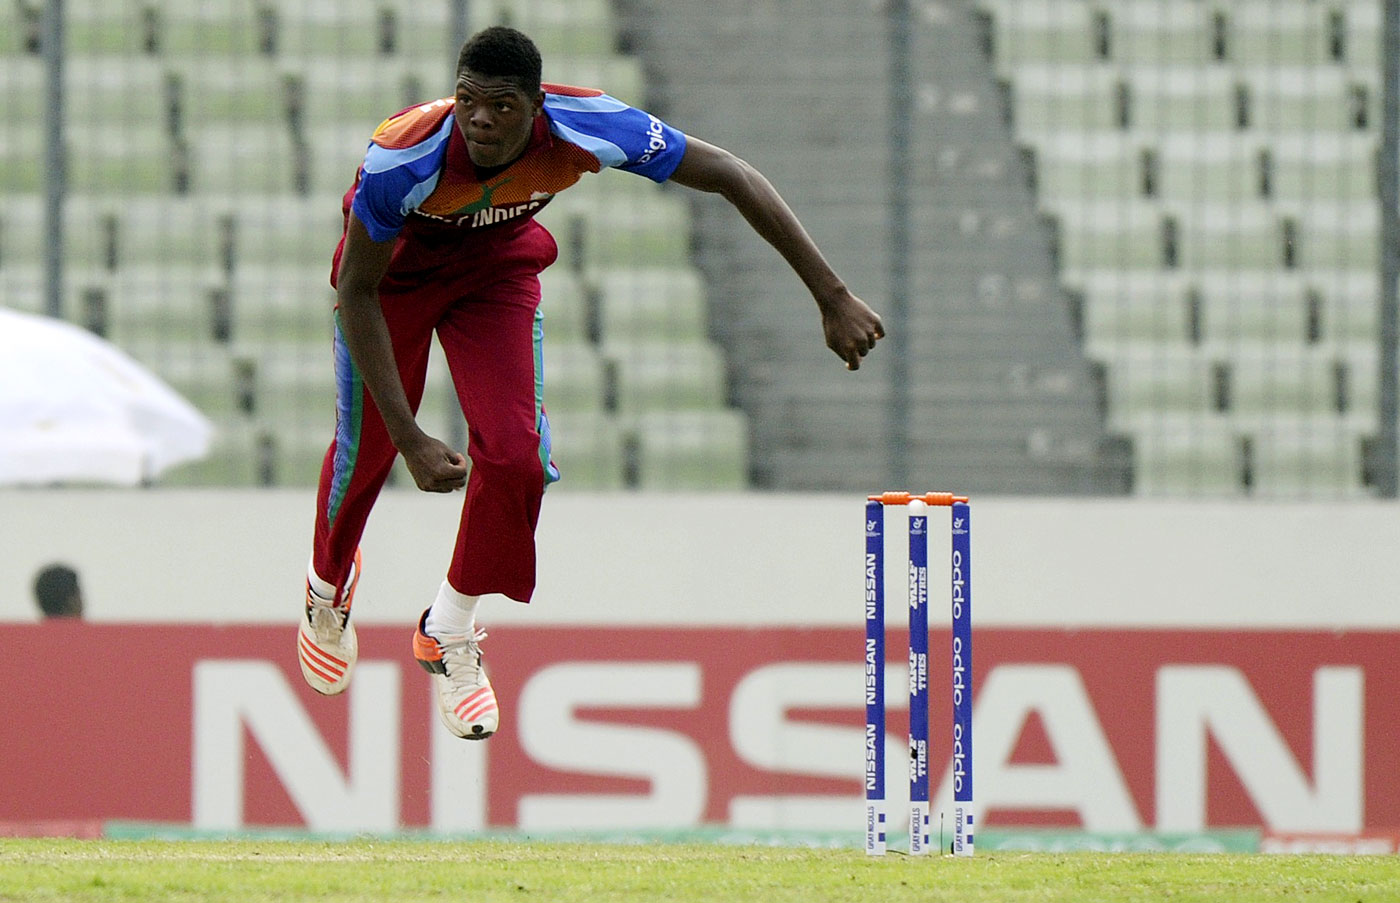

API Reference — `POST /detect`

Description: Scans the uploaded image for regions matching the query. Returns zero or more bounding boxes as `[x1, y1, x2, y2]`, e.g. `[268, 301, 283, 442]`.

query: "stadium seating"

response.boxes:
[0, 0, 747, 490]
[981, 0, 1385, 496]
[981, 0, 1383, 69]
[624, 410, 749, 490]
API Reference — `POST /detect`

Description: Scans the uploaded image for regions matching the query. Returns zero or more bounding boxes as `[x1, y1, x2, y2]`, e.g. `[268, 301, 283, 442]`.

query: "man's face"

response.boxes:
[454, 71, 543, 169]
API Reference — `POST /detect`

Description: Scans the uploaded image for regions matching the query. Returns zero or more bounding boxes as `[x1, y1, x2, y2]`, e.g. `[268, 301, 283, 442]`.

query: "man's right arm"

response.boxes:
[336, 212, 468, 492]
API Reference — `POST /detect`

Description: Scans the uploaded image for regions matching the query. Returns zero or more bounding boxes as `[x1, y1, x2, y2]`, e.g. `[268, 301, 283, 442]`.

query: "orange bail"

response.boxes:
[866, 491, 970, 506]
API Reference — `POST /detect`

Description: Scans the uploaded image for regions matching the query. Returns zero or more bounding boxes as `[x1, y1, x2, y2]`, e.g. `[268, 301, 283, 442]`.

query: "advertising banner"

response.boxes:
[2, 623, 1395, 837]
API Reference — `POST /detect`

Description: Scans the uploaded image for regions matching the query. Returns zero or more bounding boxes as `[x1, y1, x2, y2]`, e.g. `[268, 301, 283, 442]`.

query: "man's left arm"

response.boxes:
[667, 136, 885, 371]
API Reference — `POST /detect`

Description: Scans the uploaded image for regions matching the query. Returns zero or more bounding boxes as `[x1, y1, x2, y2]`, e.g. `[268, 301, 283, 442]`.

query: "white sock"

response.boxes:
[307, 556, 357, 605]
[424, 580, 480, 638]
[307, 557, 337, 601]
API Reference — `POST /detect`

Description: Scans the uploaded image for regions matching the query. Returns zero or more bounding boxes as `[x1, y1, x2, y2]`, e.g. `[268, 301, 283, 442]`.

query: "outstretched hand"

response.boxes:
[820, 289, 886, 370]
[399, 433, 469, 493]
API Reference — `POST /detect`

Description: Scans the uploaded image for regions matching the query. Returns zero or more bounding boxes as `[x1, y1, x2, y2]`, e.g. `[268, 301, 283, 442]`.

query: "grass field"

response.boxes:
[3, 839, 1400, 902]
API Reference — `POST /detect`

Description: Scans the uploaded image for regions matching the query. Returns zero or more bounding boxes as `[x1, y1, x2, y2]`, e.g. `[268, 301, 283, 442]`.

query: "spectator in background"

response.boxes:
[33, 563, 83, 619]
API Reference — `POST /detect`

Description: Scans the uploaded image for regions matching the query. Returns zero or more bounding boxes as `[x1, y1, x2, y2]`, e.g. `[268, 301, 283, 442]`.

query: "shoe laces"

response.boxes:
[306, 592, 349, 644]
[438, 628, 489, 694]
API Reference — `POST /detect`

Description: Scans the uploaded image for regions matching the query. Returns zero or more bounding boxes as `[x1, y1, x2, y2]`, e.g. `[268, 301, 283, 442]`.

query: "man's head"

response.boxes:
[34, 563, 82, 619]
[454, 27, 545, 168]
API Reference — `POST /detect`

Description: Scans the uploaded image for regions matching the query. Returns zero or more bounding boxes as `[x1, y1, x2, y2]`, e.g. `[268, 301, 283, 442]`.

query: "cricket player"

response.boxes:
[298, 26, 884, 739]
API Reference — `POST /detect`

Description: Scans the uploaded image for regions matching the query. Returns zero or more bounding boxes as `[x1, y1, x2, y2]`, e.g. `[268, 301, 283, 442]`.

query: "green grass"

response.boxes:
[2, 839, 1399, 902]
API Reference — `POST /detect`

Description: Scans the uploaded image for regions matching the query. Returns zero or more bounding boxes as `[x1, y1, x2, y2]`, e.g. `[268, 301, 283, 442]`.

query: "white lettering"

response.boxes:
[865, 637, 878, 705]
[951, 549, 965, 619]
[636, 114, 667, 165]
[516, 663, 706, 830]
[1155, 666, 1363, 832]
[192, 661, 400, 831]
[864, 553, 878, 619]
[936, 664, 1142, 830]
[729, 663, 874, 829]
[951, 635, 967, 707]
[430, 692, 488, 831]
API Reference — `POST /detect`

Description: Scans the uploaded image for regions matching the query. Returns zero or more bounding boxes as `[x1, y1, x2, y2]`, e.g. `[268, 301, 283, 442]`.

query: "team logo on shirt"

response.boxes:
[415, 177, 554, 229]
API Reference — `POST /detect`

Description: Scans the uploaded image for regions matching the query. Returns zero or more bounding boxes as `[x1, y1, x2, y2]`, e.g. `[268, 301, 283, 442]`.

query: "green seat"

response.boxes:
[54, 118, 177, 194]
[3, 57, 55, 122]
[537, 199, 690, 269]
[226, 265, 337, 345]
[74, 264, 224, 345]
[1076, 271, 1194, 354]
[1096, 346, 1214, 430]
[63, 4, 262, 55]
[1011, 64, 1379, 137]
[217, 197, 344, 265]
[291, 59, 456, 127]
[1196, 273, 1310, 345]
[1247, 421, 1369, 498]
[978, 0, 1096, 71]
[537, 269, 589, 343]
[63, 0, 454, 58]
[0, 1, 35, 56]
[0, 269, 43, 314]
[1126, 416, 1244, 497]
[1055, 199, 1377, 274]
[60, 195, 223, 269]
[539, 339, 607, 414]
[985, 0, 1381, 68]
[1228, 345, 1378, 428]
[1232, 2, 1380, 68]
[602, 340, 728, 412]
[541, 56, 645, 106]
[1192, 270, 1377, 347]
[412, 335, 608, 418]
[624, 409, 749, 490]
[1308, 272, 1382, 344]
[470, 0, 619, 59]
[1031, 134, 1142, 202]
[586, 266, 708, 344]
[114, 338, 246, 417]
[471, 0, 615, 28]
[160, 419, 330, 488]
[545, 410, 625, 489]
[1034, 132, 1378, 205]
[1055, 201, 1173, 273]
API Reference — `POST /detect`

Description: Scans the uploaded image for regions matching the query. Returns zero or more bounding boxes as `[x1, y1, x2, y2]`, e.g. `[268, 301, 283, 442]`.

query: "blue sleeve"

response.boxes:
[350, 163, 410, 242]
[545, 94, 689, 183]
[610, 110, 688, 182]
[348, 134, 448, 242]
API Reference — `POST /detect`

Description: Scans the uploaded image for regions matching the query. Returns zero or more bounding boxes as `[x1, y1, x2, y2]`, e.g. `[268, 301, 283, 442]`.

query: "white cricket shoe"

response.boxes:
[413, 610, 499, 740]
[297, 549, 361, 695]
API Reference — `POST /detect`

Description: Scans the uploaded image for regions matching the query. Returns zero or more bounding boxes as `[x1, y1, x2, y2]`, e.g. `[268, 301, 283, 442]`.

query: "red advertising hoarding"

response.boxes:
[1, 623, 1395, 835]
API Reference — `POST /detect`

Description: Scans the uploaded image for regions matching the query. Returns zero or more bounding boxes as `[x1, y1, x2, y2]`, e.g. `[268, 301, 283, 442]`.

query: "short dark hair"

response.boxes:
[34, 563, 82, 618]
[457, 26, 542, 94]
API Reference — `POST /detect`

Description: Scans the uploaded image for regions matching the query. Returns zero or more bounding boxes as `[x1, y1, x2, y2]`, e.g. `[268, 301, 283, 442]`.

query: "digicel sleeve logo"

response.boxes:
[636, 114, 667, 165]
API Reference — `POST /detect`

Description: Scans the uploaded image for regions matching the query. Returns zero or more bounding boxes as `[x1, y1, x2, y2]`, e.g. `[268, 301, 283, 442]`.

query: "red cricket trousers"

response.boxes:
[311, 216, 560, 603]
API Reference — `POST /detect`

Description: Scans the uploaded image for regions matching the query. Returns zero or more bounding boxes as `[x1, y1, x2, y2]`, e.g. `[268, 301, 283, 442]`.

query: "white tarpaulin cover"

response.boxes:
[0, 308, 212, 485]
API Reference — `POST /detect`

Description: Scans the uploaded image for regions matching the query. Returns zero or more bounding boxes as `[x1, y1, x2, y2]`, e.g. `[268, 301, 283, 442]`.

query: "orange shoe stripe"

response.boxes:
[298, 635, 347, 675]
[455, 688, 496, 718]
[306, 660, 339, 684]
[299, 634, 349, 670]
[458, 698, 498, 720]
[458, 702, 498, 724]
[298, 650, 341, 684]
[299, 646, 341, 684]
